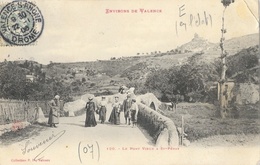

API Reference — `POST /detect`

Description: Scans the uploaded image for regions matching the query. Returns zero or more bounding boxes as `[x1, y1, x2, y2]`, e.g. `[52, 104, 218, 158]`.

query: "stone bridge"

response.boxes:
[0, 92, 179, 161]
[0, 103, 179, 165]
[63, 92, 179, 147]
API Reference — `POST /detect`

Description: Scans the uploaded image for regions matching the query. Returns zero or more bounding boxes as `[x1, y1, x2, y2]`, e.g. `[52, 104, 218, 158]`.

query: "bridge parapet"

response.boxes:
[137, 93, 161, 111]
[137, 103, 179, 147]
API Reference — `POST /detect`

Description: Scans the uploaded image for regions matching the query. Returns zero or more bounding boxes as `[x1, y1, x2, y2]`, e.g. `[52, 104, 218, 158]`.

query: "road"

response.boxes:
[0, 104, 259, 165]
[0, 104, 157, 165]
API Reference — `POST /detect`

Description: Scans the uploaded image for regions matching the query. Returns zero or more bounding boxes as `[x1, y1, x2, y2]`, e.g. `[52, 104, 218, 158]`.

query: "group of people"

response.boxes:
[46, 93, 139, 128]
[85, 94, 139, 128]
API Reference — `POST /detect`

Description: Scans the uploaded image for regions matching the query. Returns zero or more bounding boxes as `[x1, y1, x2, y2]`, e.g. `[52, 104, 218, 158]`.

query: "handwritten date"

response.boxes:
[175, 4, 212, 35]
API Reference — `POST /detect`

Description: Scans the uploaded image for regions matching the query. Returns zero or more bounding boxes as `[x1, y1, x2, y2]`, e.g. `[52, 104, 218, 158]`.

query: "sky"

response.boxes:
[0, 0, 258, 64]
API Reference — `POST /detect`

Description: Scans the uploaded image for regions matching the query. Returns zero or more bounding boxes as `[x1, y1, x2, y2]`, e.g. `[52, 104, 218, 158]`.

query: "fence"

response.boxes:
[0, 99, 64, 125]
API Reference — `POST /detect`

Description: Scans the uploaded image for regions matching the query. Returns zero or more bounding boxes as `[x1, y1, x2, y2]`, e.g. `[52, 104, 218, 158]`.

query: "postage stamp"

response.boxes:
[0, 0, 44, 46]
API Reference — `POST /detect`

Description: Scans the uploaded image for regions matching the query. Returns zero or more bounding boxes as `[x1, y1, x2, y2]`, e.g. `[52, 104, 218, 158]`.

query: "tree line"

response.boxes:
[0, 61, 73, 102]
[135, 45, 259, 103]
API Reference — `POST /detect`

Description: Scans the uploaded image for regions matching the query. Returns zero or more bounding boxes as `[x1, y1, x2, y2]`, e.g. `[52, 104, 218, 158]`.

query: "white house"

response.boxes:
[26, 75, 36, 82]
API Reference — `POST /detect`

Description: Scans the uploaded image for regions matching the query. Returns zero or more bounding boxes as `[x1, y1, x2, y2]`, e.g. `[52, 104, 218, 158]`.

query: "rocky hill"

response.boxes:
[177, 33, 215, 53]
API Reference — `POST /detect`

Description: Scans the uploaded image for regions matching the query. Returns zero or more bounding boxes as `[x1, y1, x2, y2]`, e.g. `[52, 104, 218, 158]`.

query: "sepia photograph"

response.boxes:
[0, 0, 259, 164]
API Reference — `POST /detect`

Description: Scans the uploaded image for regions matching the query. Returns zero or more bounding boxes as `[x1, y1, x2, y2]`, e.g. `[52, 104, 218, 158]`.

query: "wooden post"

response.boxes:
[219, 6, 228, 119]
[181, 116, 184, 146]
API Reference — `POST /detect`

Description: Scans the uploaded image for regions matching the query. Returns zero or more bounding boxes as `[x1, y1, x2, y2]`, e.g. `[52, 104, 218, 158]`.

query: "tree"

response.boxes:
[145, 69, 171, 97]
[72, 72, 76, 78]
[145, 53, 219, 102]
[219, 0, 235, 118]
[82, 77, 86, 83]
[0, 61, 73, 102]
[24, 60, 30, 68]
[0, 62, 27, 99]
[29, 61, 34, 72]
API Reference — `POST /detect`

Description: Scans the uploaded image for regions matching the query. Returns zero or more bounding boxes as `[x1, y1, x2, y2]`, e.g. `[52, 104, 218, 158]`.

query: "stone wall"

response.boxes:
[137, 93, 161, 111]
[233, 83, 259, 105]
[137, 103, 179, 147]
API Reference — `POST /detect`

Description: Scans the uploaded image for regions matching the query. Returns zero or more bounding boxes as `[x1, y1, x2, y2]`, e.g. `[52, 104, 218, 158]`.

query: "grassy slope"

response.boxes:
[42, 33, 258, 96]
[163, 103, 260, 142]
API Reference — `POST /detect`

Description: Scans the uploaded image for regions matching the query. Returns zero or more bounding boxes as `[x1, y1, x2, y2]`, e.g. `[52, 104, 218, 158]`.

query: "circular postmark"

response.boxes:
[0, 0, 44, 45]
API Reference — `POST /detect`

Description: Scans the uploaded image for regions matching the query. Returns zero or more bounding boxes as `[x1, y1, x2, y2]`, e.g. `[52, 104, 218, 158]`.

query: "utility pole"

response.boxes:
[219, 0, 234, 118]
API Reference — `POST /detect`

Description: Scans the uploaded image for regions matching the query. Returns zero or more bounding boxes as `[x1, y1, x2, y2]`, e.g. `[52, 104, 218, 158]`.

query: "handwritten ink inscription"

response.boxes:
[78, 141, 100, 163]
[20, 130, 66, 161]
[175, 4, 212, 35]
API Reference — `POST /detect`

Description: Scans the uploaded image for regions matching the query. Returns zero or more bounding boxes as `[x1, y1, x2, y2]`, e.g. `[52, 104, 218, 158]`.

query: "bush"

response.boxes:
[90, 83, 96, 87]
[94, 90, 114, 96]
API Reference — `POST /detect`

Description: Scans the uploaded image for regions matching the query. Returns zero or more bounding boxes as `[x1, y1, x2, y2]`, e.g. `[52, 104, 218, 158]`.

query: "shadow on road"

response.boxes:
[137, 125, 156, 146]
[62, 123, 85, 127]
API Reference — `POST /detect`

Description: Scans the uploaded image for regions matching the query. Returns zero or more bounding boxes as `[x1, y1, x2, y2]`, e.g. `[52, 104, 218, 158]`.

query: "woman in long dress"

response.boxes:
[85, 97, 97, 127]
[98, 96, 107, 124]
[108, 96, 121, 125]
[48, 95, 60, 127]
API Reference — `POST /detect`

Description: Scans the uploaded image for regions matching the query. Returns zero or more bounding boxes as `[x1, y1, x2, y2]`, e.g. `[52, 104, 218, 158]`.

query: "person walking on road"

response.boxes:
[122, 94, 132, 125]
[98, 96, 107, 124]
[85, 96, 97, 127]
[108, 96, 121, 125]
[130, 98, 138, 128]
[48, 95, 60, 128]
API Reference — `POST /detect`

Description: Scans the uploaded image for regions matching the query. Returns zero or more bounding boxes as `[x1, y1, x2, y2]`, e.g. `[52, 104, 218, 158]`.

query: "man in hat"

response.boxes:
[85, 96, 97, 127]
[122, 94, 132, 125]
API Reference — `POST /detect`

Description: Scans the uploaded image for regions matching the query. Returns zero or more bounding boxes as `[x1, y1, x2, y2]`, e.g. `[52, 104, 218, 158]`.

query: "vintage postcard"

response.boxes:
[0, 0, 259, 164]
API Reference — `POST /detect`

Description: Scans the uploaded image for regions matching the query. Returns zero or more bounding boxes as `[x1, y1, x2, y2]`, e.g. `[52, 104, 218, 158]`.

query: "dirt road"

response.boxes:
[0, 104, 156, 165]
[0, 104, 259, 165]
